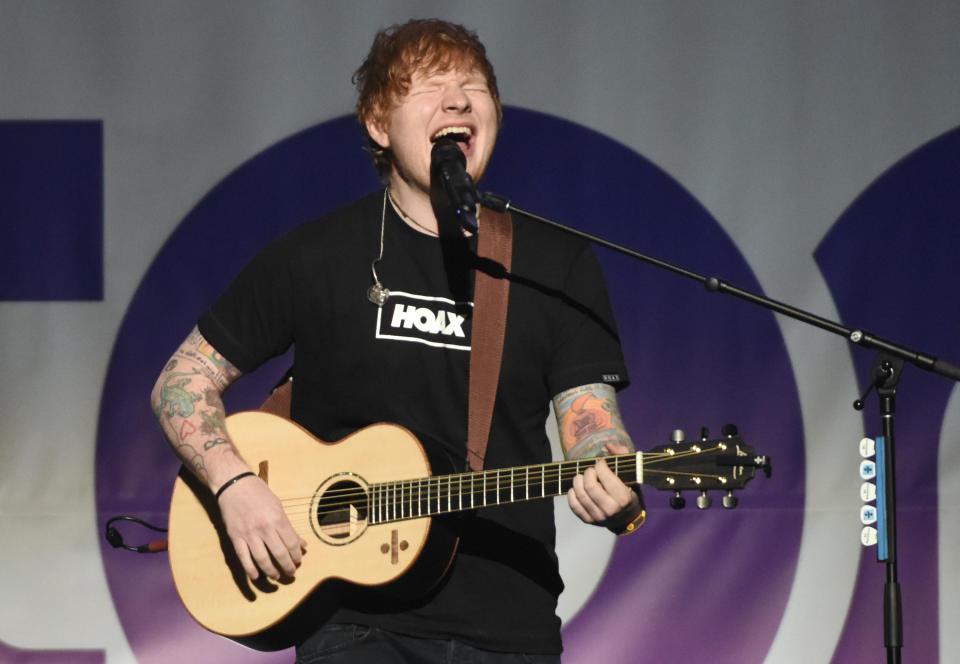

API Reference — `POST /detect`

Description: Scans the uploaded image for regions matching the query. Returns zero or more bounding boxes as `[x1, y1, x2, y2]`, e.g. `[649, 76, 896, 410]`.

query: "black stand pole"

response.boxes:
[881, 370, 904, 663]
[856, 353, 905, 663]
[481, 191, 960, 661]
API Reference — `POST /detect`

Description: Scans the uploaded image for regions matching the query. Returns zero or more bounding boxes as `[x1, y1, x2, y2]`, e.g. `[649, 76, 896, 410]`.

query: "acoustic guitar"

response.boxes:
[168, 411, 769, 650]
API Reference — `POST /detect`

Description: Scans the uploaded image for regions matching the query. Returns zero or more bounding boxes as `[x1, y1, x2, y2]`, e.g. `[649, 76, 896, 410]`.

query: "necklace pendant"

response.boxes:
[367, 282, 390, 307]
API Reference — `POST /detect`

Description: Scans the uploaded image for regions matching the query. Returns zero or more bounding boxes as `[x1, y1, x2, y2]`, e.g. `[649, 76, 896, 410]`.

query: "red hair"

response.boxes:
[354, 19, 502, 176]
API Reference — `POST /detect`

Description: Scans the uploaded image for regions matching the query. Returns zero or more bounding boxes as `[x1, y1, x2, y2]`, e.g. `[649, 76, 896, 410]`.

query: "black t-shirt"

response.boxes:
[199, 190, 629, 653]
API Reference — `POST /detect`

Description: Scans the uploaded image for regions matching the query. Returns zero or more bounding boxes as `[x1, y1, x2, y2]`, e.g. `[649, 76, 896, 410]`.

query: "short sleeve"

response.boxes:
[197, 235, 298, 373]
[544, 244, 629, 397]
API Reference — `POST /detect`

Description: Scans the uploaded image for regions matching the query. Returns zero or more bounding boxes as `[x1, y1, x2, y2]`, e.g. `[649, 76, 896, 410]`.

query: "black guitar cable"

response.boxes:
[104, 515, 168, 553]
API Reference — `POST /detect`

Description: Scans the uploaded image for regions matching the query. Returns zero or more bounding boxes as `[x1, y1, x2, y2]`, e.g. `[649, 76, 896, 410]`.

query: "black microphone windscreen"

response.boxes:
[431, 137, 466, 167]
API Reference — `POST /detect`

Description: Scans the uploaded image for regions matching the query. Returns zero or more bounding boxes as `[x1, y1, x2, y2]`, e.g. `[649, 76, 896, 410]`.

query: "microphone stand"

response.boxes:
[481, 191, 960, 664]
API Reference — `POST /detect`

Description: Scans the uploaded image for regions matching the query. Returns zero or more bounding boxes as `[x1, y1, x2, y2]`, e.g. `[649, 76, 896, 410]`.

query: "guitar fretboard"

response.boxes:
[367, 452, 643, 524]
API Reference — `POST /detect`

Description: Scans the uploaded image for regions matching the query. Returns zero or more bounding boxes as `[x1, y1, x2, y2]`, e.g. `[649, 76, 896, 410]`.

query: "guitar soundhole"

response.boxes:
[314, 478, 369, 544]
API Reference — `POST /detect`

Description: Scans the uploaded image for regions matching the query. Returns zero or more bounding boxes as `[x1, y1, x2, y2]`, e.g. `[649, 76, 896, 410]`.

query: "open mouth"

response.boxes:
[431, 126, 474, 151]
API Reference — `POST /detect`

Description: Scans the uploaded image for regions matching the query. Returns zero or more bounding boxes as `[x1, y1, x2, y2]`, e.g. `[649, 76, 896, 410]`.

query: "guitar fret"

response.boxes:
[458, 474, 463, 512]
[496, 470, 501, 504]
[541, 466, 545, 497]
[509, 468, 514, 502]
[525, 467, 530, 501]
[470, 474, 475, 509]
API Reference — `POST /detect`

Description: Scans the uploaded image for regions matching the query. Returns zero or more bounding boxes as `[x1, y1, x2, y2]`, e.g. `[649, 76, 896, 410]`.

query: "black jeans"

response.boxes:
[295, 624, 561, 664]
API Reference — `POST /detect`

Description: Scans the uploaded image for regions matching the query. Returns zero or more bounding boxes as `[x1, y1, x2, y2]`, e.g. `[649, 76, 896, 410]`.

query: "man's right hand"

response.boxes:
[216, 475, 307, 581]
[152, 326, 307, 581]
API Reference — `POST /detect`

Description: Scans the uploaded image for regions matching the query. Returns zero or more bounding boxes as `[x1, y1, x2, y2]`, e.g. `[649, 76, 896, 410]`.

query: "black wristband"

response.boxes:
[214, 471, 256, 500]
[608, 485, 647, 536]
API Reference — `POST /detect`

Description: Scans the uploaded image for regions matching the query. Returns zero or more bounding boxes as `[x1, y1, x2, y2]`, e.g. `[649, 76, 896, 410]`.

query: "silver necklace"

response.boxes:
[387, 189, 438, 236]
[366, 190, 391, 307]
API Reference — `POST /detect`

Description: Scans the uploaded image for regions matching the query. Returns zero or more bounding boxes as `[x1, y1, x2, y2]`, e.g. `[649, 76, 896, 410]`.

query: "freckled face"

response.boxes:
[365, 67, 499, 195]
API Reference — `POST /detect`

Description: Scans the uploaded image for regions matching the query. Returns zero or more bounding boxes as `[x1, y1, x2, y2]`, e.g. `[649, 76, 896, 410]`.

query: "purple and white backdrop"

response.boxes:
[1, 3, 958, 663]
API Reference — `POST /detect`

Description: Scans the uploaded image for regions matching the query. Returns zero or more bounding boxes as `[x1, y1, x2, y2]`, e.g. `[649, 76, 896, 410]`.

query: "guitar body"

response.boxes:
[168, 412, 458, 650]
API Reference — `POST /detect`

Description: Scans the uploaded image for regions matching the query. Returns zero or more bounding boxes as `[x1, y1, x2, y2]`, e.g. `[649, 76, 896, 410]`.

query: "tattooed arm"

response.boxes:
[553, 383, 642, 531]
[151, 326, 305, 580]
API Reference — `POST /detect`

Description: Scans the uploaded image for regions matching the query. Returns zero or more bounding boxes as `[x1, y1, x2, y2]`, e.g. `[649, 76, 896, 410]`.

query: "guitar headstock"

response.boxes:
[642, 425, 771, 509]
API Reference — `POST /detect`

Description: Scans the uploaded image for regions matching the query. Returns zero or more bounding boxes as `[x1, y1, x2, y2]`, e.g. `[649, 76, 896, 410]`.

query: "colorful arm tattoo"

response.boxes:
[177, 328, 242, 389]
[152, 327, 244, 483]
[552, 383, 634, 460]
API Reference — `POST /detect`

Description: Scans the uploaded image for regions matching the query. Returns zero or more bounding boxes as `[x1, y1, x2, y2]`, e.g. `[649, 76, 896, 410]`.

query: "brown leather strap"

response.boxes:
[466, 208, 513, 471]
[260, 377, 293, 417]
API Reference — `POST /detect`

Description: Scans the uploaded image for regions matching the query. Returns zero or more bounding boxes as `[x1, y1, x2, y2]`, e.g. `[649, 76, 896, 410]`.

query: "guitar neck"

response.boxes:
[368, 453, 642, 524]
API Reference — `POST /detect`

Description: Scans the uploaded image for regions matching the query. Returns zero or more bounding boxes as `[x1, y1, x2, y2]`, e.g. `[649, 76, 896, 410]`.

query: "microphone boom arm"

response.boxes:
[480, 191, 960, 382]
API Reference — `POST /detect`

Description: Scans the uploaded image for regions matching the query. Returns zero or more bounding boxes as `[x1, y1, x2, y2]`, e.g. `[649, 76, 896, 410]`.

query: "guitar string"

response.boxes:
[275, 459, 646, 514]
[282, 473, 734, 520]
[279, 471, 737, 528]
[278, 466, 736, 526]
[273, 444, 728, 508]
[271, 446, 738, 521]
[273, 447, 733, 515]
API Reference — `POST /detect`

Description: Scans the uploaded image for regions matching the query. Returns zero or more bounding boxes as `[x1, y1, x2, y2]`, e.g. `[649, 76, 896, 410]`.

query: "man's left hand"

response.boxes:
[567, 441, 640, 528]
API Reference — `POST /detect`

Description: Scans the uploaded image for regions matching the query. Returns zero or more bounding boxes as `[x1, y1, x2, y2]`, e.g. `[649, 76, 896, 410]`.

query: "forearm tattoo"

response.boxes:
[553, 383, 634, 460]
[152, 328, 242, 481]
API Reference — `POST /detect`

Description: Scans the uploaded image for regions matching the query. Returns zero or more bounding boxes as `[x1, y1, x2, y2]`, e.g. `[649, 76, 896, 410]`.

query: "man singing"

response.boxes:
[153, 18, 644, 663]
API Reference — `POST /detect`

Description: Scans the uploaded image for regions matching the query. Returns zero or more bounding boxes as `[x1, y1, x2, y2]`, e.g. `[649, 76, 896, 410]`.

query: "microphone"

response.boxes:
[431, 138, 479, 233]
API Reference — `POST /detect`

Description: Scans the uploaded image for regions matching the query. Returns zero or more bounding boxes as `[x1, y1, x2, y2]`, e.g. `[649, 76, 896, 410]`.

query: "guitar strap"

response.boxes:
[260, 369, 293, 417]
[466, 207, 513, 472]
